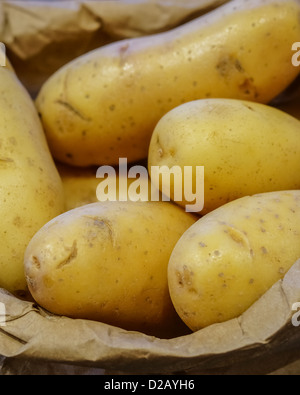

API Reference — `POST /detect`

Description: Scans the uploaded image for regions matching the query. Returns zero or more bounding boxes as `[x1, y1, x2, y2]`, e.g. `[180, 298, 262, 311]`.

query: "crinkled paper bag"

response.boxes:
[0, 0, 230, 97]
[1, 260, 300, 375]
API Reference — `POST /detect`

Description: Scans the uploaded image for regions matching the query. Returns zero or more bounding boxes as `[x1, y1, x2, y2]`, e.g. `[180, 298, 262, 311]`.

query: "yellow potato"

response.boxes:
[148, 98, 300, 215]
[57, 162, 156, 212]
[24, 201, 196, 338]
[0, 64, 64, 297]
[168, 190, 300, 331]
[35, 0, 300, 166]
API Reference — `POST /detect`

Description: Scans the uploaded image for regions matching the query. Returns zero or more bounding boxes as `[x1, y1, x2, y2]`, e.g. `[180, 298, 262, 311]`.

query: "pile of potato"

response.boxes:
[1, 0, 300, 339]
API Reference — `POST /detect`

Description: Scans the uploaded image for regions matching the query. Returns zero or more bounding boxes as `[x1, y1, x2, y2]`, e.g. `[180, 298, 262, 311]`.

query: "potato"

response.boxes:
[168, 190, 300, 331]
[0, 64, 64, 296]
[148, 98, 300, 215]
[35, 0, 300, 166]
[57, 162, 156, 212]
[24, 201, 196, 338]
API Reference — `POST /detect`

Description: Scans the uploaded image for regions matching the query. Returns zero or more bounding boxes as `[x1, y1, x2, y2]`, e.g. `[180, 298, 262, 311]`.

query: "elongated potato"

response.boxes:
[148, 98, 300, 215]
[36, 0, 300, 166]
[168, 190, 300, 331]
[0, 64, 64, 296]
[24, 201, 196, 338]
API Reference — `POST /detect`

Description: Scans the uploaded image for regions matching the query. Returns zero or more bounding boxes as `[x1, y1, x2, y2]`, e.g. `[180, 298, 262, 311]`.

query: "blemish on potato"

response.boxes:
[182, 265, 194, 287]
[145, 297, 153, 304]
[0, 157, 14, 165]
[31, 255, 41, 270]
[211, 250, 220, 258]
[225, 226, 249, 248]
[239, 77, 258, 97]
[176, 271, 184, 287]
[43, 274, 55, 288]
[55, 100, 91, 122]
[243, 103, 255, 111]
[56, 240, 78, 269]
[84, 216, 115, 245]
[261, 246, 268, 254]
[216, 55, 244, 78]
[158, 148, 164, 158]
[188, 287, 198, 294]
[13, 216, 21, 227]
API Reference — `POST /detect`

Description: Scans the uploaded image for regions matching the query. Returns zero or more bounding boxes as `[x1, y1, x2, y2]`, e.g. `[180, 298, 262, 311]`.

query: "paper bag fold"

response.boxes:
[1, 260, 300, 374]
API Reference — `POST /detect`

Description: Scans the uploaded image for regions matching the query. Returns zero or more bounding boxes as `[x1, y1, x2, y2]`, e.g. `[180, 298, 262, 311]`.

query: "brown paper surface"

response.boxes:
[0, 260, 300, 375]
[0, 0, 230, 97]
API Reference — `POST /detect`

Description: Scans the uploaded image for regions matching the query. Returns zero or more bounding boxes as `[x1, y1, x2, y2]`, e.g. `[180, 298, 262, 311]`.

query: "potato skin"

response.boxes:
[24, 201, 196, 338]
[168, 190, 300, 331]
[36, 0, 300, 166]
[0, 66, 64, 296]
[148, 98, 300, 215]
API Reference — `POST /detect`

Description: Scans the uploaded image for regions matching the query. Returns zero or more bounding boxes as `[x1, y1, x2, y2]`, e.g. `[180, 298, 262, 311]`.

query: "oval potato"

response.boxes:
[148, 98, 300, 215]
[168, 190, 300, 331]
[24, 201, 196, 338]
[35, 0, 300, 166]
[0, 65, 64, 296]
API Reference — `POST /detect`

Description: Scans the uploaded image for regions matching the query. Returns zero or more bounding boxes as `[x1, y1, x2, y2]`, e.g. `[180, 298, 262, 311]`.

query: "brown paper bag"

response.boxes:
[0, 260, 300, 375]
